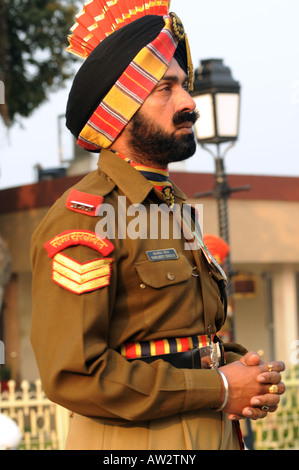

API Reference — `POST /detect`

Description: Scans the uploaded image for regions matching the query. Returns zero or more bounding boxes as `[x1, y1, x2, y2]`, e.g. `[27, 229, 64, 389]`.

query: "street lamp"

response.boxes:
[191, 59, 250, 334]
[192, 58, 241, 145]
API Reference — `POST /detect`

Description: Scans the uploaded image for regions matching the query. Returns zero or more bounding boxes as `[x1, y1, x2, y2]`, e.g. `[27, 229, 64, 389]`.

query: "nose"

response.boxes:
[177, 86, 196, 114]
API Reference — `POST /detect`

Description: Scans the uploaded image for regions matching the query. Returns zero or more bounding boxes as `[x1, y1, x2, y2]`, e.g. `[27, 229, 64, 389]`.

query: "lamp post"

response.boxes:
[191, 59, 250, 336]
[191, 63, 254, 448]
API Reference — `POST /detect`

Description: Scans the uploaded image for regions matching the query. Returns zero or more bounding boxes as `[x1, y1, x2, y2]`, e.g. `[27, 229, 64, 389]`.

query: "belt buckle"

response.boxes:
[199, 344, 220, 369]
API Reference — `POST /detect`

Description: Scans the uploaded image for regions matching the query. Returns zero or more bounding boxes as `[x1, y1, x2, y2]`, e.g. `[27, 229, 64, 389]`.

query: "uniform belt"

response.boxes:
[120, 334, 225, 369]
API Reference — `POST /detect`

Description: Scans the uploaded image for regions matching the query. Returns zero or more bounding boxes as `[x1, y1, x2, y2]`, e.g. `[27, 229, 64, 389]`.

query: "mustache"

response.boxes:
[173, 110, 199, 126]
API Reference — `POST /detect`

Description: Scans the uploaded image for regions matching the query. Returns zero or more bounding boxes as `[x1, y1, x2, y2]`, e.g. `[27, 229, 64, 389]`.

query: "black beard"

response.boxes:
[127, 110, 199, 168]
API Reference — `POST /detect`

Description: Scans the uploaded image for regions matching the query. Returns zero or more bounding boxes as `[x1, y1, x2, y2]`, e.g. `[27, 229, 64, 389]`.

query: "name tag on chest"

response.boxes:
[146, 249, 179, 262]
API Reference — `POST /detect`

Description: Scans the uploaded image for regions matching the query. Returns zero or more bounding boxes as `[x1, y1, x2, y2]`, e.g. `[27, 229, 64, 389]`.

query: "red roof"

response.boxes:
[0, 171, 298, 215]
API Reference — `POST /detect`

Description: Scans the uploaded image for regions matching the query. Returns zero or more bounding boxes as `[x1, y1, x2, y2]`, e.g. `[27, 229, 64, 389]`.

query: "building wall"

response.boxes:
[233, 263, 279, 362]
[188, 196, 299, 364]
[192, 198, 299, 264]
[0, 208, 48, 382]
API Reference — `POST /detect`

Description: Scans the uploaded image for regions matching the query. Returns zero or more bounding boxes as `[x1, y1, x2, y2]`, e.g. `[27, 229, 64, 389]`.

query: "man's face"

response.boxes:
[120, 58, 199, 168]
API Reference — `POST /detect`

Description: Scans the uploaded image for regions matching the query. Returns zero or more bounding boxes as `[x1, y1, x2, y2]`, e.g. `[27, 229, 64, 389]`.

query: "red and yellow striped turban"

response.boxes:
[65, 1, 193, 152]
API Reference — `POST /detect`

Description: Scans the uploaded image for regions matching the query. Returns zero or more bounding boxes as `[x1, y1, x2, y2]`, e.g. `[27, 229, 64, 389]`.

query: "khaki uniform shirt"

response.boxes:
[31, 149, 245, 424]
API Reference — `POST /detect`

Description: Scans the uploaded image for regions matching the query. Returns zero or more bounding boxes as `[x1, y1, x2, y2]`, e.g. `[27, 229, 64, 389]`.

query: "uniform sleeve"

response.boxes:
[31, 204, 224, 422]
[224, 343, 248, 364]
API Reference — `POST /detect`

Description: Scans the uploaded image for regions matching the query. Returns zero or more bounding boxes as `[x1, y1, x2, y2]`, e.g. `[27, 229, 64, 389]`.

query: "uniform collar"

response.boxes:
[97, 149, 187, 205]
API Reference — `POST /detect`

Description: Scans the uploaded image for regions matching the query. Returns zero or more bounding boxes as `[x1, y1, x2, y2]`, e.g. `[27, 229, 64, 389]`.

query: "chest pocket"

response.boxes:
[136, 255, 192, 287]
[134, 254, 197, 333]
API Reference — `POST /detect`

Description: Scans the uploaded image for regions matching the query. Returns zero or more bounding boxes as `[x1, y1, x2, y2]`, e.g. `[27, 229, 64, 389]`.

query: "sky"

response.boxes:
[0, 0, 299, 190]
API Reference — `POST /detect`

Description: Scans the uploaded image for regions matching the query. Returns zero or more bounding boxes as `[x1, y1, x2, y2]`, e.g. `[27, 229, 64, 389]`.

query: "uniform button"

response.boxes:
[167, 272, 175, 281]
[140, 283, 146, 289]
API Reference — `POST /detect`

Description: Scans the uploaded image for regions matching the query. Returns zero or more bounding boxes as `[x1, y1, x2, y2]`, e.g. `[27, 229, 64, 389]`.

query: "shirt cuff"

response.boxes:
[182, 368, 223, 411]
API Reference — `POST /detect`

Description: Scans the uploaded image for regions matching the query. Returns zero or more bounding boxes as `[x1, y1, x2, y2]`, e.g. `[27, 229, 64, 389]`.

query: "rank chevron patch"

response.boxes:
[52, 253, 113, 294]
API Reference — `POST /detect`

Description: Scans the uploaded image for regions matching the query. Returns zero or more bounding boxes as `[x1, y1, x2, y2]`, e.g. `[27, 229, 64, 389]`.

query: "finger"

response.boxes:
[229, 402, 279, 421]
[228, 414, 244, 421]
[264, 361, 285, 373]
[242, 407, 268, 420]
[267, 382, 285, 395]
[273, 361, 285, 372]
[257, 371, 282, 384]
[251, 393, 281, 408]
[268, 407, 278, 413]
[240, 351, 263, 366]
[260, 382, 285, 396]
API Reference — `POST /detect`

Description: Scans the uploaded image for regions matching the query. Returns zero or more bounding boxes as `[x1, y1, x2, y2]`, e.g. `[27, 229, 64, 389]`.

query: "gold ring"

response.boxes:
[269, 384, 279, 394]
[267, 364, 274, 372]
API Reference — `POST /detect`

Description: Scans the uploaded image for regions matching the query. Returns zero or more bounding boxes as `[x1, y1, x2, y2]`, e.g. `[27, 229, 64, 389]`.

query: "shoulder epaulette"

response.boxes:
[66, 189, 103, 216]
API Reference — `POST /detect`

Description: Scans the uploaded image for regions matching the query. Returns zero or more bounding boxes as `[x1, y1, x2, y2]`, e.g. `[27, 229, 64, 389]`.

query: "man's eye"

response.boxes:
[160, 85, 172, 92]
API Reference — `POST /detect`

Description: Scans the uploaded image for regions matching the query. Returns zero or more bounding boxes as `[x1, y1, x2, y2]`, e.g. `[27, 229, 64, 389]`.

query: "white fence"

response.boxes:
[251, 364, 299, 450]
[0, 379, 69, 450]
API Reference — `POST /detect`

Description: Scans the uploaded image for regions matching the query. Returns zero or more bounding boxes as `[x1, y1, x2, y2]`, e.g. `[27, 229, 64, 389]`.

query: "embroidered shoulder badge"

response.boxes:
[66, 189, 104, 216]
[44, 230, 114, 294]
[44, 230, 114, 258]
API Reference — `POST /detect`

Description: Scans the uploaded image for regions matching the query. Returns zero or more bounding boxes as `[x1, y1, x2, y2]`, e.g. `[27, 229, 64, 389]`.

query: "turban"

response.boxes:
[202, 234, 230, 265]
[65, 2, 193, 152]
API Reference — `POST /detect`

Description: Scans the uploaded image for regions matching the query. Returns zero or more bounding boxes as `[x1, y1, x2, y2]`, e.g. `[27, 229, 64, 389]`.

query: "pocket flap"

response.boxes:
[135, 255, 192, 288]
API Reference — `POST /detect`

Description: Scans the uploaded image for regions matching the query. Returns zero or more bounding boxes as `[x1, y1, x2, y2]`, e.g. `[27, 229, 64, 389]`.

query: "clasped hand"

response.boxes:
[219, 351, 285, 420]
